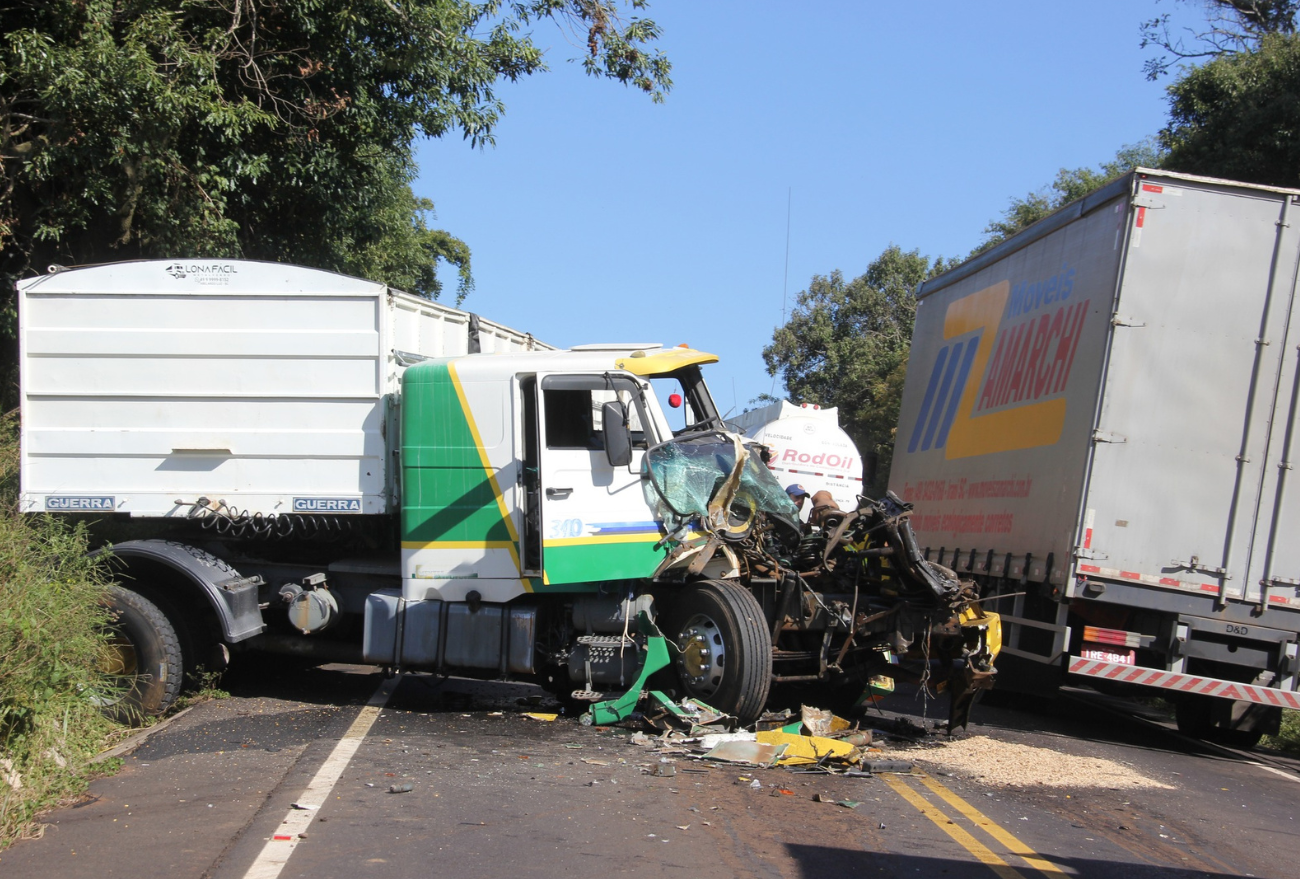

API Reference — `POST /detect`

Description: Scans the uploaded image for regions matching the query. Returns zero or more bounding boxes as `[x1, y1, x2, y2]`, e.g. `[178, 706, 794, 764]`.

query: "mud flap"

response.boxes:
[947, 665, 996, 732]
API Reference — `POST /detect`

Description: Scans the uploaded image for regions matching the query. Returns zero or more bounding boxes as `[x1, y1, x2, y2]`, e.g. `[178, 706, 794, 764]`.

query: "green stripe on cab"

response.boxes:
[401, 361, 515, 553]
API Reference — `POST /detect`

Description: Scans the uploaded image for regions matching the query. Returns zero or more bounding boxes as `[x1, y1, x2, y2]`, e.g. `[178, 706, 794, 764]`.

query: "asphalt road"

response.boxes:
[1, 661, 1296, 879]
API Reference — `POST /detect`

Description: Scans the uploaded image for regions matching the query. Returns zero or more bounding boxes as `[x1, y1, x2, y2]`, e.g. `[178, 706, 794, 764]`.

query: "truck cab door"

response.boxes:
[532, 373, 662, 587]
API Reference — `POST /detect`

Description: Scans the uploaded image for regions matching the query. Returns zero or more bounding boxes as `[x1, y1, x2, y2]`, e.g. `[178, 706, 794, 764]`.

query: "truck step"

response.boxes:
[576, 634, 639, 648]
[569, 689, 620, 702]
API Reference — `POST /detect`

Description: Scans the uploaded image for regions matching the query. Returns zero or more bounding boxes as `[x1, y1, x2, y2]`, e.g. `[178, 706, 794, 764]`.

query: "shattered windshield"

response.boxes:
[642, 432, 799, 534]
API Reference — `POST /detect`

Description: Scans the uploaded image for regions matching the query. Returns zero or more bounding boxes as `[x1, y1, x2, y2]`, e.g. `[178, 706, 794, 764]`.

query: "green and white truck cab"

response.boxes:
[398, 344, 723, 603]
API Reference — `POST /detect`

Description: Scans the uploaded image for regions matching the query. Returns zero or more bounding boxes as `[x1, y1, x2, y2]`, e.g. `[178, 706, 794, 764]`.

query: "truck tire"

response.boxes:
[662, 580, 772, 724]
[97, 586, 184, 724]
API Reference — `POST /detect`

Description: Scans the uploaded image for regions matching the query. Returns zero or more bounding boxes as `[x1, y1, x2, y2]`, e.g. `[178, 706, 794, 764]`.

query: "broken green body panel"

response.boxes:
[583, 615, 672, 726]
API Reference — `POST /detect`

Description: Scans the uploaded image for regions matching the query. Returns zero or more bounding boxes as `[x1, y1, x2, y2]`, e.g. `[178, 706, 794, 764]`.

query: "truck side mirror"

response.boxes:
[602, 401, 633, 467]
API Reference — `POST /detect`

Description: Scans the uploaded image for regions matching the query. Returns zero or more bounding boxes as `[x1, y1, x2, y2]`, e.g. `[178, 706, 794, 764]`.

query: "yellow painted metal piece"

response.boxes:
[614, 347, 719, 376]
[754, 731, 858, 765]
[961, 606, 1003, 660]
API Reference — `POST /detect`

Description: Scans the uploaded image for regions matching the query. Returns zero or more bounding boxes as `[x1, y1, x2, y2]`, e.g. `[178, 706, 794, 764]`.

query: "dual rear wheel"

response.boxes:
[96, 586, 183, 724]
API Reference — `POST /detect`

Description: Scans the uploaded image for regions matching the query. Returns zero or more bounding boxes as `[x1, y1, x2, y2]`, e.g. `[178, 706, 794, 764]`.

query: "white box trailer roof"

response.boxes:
[18, 260, 550, 518]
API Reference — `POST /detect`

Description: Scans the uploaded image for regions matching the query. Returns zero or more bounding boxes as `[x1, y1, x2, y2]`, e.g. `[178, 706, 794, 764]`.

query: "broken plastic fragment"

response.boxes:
[699, 732, 757, 750]
[703, 740, 788, 766]
[800, 705, 834, 737]
[839, 731, 873, 748]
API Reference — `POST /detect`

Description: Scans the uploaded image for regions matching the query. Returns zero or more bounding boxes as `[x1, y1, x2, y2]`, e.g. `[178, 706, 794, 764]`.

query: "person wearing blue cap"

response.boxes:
[785, 483, 808, 516]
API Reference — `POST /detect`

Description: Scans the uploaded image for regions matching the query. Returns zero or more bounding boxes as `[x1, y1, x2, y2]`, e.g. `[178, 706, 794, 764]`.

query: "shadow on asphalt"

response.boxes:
[786, 845, 1245, 878]
[218, 655, 385, 706]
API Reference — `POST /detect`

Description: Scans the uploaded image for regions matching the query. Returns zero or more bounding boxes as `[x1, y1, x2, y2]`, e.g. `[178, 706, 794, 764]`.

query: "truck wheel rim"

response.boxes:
[103, 634, 138, 677]
[676, 613, 725, 697]
[85, 634, 139, 709]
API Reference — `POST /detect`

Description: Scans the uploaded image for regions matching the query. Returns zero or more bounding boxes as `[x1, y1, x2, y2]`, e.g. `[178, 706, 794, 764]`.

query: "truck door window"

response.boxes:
[544, 389, 601, 449]
[541, 375, 652, 450]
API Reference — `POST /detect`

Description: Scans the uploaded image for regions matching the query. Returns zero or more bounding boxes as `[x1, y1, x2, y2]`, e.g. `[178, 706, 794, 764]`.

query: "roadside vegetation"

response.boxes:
[0, 412, 119, 850]
[1262, 710, 1300, 754]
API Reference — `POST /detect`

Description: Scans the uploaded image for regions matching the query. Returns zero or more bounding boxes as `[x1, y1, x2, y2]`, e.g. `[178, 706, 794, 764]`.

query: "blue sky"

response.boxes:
[415, 1, 1202, 416]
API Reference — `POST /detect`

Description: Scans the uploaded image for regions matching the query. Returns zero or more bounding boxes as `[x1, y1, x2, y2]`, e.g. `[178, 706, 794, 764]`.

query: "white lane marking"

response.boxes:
[1252, 763, 1300, 784]
[242, 675, 399, 879]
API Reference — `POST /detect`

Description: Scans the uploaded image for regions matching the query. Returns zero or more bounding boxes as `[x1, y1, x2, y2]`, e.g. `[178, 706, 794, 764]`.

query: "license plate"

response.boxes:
[1081, 644, 1135, 665]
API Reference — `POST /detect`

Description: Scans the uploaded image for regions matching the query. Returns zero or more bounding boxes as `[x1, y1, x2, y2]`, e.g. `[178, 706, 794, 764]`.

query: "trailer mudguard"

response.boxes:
[102, 540, 264, 642]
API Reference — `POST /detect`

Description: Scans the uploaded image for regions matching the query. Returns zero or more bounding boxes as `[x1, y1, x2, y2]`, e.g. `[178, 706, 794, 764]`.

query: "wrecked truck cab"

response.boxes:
[633, 425, 1001, 730]
[641, 430, 802, 546]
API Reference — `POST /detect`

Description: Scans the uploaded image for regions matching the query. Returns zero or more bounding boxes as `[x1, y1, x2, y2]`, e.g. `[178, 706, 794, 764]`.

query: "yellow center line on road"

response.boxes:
[918, 773, 1071, 879]
[881, 773, 1028, 879]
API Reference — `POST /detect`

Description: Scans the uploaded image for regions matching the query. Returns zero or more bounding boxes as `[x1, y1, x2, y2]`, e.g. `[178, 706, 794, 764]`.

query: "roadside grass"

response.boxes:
[174, 669, 230, 711]
[1261, 709, 1300, 754]
[1131, 698, 1300, 754]
[0, 410, 120, 849]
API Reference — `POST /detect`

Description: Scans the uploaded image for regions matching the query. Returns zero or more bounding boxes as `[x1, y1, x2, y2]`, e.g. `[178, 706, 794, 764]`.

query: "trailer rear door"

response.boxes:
[1247, 196, 1300, 611]
[1083, 178, 1300, 603]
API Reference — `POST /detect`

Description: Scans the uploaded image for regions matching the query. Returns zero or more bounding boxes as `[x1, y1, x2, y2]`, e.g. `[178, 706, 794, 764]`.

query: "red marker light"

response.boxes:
[668, 393, 683, 409]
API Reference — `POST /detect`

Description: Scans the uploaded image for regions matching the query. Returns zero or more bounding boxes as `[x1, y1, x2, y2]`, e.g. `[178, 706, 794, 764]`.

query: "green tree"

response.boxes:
[1161, 33, 1300, 186]
[763, 246, 951, 495]
[0, 0, 671, 304]
[1141, 0, 1298, 78]
[973, 140, 1166, 256]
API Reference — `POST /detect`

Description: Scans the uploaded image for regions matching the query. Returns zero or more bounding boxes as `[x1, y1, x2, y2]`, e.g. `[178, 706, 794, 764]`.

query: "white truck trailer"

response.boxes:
[727, 400, 865, 516]
[890, 168, 1300, 744]
[20, 260, 999, 726]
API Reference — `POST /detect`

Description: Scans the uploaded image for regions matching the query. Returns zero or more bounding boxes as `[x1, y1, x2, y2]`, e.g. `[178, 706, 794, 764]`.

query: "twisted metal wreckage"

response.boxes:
[582, 430, 1002, 731]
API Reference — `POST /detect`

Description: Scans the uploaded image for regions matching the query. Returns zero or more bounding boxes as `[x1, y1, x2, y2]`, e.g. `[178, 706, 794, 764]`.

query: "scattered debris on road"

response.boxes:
[903, 736, 1176, 790]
